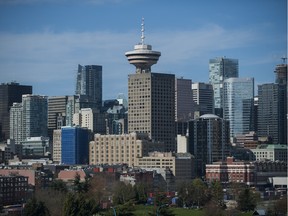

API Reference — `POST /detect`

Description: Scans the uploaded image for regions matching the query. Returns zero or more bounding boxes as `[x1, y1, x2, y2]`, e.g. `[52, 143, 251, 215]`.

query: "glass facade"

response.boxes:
[61, 126, 89, 165]
[22, 95, 48, 139]
[223, 78, 254, 140]
[75, 64, 102, 110]
[209, 57, 238, 117]
[188, 114, 230, 176]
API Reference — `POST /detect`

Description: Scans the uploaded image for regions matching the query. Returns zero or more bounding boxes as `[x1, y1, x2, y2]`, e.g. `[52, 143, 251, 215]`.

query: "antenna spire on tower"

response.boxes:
[141, 17, 145, 45]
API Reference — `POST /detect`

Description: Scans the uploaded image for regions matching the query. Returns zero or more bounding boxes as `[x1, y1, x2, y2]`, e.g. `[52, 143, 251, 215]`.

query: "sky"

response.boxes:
[0, 0, 287, 99]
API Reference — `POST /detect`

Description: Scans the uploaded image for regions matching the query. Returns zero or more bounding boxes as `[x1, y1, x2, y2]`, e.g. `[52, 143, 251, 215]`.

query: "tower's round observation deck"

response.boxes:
[125, 18, 161, 73]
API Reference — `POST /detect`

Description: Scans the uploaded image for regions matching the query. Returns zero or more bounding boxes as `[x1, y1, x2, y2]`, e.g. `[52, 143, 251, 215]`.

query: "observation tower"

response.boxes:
[125, 18, 161, 74]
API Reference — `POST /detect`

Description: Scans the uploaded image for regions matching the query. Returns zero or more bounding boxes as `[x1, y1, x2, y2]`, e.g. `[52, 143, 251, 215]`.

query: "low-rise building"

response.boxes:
[136, 151, 194, 181]
[0, 175, 28, 206]
[206, 157, 255, 185]
[206, 157, 287, 187]
[21, 137, 50, 159]
[251, 144, 287, 161]
[89, 132, 164, 167]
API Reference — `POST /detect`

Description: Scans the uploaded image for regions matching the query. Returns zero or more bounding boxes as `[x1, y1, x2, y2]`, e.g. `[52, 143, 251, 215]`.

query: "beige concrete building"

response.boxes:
[89, 132, 164, 167]
[73, 108, 94, 131]
[136, 151, 194, 181]
[125, 20, 176, 152]
[52, 129, 61, 163]
[128, 72, 176, 152]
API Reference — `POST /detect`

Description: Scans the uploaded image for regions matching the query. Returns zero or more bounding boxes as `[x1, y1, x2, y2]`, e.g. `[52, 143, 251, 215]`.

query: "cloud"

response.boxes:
[0, 24, 264, 97]
[0, 0, 131, 5]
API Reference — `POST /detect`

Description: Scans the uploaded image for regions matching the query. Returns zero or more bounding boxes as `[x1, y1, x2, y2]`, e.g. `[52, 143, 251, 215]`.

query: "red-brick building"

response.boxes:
[205, 157, 255, 185]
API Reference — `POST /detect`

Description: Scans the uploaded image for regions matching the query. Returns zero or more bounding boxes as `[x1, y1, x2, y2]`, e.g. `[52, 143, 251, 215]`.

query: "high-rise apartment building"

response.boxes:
[61, 126, 89, 165]
[209, 57, 238, 117]
[22, 95, 48, 139]
[192, 82, 214, 116]
[223, 78, 254, 140]
[48, 96, 69, 140]
[0, 82, 32, 141]
[125, 19, 176, 151]
[76, 64, 102, 110]
[188, 114, 230, 176]
[9, 103, 23, 145]
[175, 78, 194, 121]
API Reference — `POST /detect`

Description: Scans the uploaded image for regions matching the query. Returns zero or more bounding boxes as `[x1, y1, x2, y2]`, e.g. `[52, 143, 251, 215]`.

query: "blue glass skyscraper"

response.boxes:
[209, 57, 239, 117]
[61, 126, 89, 165]
[223, 78, 254, 140]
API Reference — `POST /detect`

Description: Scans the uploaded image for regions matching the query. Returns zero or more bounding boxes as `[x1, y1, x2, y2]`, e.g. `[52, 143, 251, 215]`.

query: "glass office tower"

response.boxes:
[223, 78, 254, 140]
[61, 126, 89, 165]
[0, 82, 32, 141]
[209, 57, 238, 117]
[76, 64, 102, 110]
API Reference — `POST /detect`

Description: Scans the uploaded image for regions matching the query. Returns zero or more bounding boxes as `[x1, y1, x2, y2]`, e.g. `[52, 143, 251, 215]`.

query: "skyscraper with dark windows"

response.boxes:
[192, 82, 214, 116]
[209, 57, 239, 117]
[76, 64, 102, 110]
[48, 96, 69, 142]
[258, 63, 287, 144]
[0, 82, 32, 141]
[125, 19, 176, 151]
[175, 78, 195, 122]
[188, 114, 230, 176]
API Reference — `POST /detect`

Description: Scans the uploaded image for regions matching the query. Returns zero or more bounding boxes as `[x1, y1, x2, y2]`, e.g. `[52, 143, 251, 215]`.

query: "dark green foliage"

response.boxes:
[50, 179, 68, 193]
[23, 197, 50, 216]
[134, 183, 149, 204]
[115, 200, 136, 216]
[191, 178, 210, 207]
[62, 193, 98, 216]
[210, 180, 224, 207]
[73, 173, 90, 193]
[113, 181, 135, 205]
[237, 188, 258, 212]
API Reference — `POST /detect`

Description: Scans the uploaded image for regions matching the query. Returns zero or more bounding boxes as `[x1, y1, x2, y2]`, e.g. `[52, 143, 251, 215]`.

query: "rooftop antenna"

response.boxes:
[141, 17, 145, 45]
[281, 56, 287, 64]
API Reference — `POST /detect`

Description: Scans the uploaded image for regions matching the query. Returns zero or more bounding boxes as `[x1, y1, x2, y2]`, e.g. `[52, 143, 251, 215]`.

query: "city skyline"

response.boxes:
[0, 0, 286, 99]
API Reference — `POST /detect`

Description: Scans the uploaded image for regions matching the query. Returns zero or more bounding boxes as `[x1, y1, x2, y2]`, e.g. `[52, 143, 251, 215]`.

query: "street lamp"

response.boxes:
[111, 207, 116, 216]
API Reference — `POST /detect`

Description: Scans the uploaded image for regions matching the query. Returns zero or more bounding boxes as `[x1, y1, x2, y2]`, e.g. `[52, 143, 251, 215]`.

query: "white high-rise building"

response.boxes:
[10, 103, 23, 144]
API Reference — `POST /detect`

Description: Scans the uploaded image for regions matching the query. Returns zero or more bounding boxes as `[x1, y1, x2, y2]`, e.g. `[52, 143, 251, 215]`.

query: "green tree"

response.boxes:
[191, 178, 209, 207]
[35, 188, 66, 216]
[237, 188, 258, 212]
[73, 173, 90, 193]
[23, 197, 50, 216]
[177, 181, 193, 207]
[210, 180, 224, 207]
[115, 200, 136, 216]
[113, 182, 135, 205]
[62, 193, 98, 216]
[134, 183, 149, 204]
[50, 179, 68, 193]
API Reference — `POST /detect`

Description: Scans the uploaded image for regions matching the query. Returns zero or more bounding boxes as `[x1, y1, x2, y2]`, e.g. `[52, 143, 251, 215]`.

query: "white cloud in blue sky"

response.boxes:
[0, 0, 286, 98]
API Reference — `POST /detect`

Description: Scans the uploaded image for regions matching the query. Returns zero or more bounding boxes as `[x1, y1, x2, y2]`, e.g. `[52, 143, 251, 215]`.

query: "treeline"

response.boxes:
[22, 174, 287, 216]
